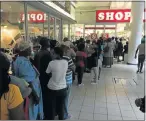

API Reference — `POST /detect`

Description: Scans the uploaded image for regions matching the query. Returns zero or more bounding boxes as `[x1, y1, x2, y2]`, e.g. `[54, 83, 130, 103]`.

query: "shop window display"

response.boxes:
[63, 23, 69, 39]
[1, 2, 25, 52]
[70, 24, 75, 41]
[56, 18, 61, 42]
[26, 5, 44, 46]
[50, 16, 55, 39]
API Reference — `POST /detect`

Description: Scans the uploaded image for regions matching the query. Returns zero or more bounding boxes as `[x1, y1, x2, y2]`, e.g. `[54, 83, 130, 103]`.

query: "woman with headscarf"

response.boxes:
[103, 38, 114, 68]
[0, 52, 25, 120]
[12, 41, 44, 120]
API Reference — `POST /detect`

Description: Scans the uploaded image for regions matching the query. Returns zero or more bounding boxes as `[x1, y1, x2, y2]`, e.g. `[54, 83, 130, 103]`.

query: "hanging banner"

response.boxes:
[96, 9, 146, 23]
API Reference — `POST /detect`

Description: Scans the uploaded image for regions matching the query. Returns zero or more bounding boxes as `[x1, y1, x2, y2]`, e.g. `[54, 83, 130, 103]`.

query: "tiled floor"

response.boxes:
[68, 63, 145, 120]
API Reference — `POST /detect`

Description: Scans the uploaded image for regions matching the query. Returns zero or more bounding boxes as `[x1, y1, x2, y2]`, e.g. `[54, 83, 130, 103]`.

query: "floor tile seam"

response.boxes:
[78, 87, 87, 120]
[104, 80, 109, 117]
[112, 77, 124, 120]
[69, 95, 75, 107]
[120, 80, 138, 120]
[93, 80, 98, 120]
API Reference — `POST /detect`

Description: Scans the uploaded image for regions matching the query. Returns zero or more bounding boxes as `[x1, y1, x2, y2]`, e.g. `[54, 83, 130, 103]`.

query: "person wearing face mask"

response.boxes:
[12, 41, 44, 120]
[34, 37, 52, 120]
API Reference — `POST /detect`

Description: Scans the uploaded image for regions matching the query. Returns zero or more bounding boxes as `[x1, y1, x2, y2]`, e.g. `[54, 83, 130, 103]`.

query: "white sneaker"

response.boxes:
[78, 83, 84, 87]
[91, 82, 97, 84]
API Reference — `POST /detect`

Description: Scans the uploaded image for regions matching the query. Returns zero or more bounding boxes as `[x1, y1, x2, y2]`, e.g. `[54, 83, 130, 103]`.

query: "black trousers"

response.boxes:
[47, 88, 67, 120]
[138, 55, 145, 72]
[76, 66, 84, 84]
[39, 75, 51, 120]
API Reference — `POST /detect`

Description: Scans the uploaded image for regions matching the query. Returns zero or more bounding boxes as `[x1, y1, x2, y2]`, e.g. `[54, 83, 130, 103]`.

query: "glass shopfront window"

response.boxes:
[63, 21, 69, 39]
[70, 24, 75, 41]
[56, 18, 61, 42]
[50, 16, 55, 39]
[43, 14, 49, 37]
[27, 5, 44, 42]
[1, 2, 25, 49]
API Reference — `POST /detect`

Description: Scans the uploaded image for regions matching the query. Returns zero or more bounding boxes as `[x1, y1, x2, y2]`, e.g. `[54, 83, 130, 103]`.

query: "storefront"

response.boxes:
[1, 1, 76, 50]
[95, 9, 146, 38]
[74, 8, 145, 41]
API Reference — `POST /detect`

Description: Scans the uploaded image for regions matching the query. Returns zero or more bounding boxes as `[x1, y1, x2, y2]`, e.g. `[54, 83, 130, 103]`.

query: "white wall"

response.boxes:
[75, 7, 109, 24]
[76, 11, 96, 24]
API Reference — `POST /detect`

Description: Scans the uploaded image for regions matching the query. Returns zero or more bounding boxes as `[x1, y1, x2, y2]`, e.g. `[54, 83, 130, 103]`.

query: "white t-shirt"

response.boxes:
[46, 59, 68, 90]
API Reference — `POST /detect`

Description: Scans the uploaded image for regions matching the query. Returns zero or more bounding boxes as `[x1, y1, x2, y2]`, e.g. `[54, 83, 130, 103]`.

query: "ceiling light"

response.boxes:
[4, 26, 7, 28]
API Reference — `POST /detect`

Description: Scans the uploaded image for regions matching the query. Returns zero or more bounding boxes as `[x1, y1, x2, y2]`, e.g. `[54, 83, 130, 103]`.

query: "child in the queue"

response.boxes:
[0, 52, 25, 120]
[76, 43, 87, 86]
[46, 47, 68, 120]
[61, 45, 75, 119]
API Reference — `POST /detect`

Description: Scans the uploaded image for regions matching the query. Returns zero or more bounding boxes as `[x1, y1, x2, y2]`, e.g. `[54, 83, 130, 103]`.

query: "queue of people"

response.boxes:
[0, 35, 145, 120]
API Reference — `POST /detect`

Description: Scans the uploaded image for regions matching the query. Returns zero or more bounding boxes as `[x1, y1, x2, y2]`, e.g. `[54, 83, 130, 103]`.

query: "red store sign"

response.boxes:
[96, 9, 146, 23]
[20, 11, 54, 23]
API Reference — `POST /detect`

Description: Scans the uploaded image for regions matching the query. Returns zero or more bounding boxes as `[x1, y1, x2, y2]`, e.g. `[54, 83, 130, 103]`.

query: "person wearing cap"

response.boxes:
[0, 52, 25, 120]
[34, 37, 52, 120]
[12, 41, 44, 120]
[135, 36, 145, 73]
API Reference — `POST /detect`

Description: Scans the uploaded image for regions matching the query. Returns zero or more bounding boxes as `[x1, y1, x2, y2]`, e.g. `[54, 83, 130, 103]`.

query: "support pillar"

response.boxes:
[128, 2, 144, 64]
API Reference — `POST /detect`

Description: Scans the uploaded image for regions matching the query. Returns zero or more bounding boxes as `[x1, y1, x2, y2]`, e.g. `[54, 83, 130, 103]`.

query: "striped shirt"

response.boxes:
[63, 56, 74, 85]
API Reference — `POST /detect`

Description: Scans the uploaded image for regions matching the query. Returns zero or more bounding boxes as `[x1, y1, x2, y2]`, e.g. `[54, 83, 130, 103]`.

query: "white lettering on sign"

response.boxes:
[124, 12, 131, 20]
[31, 14, 36, 21]
[37, 14, 43, 21]
[96, 9, 146, 22]
[20, 12, 48, 22]
[115, 12, 123, 20]
[98, 12, 104, 20]
[44, 13, 47, 21]
[106, 12, 114, 20]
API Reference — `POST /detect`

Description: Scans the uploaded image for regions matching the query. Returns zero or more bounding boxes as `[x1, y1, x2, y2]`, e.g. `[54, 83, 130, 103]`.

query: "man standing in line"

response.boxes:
[34, 37, 52, 119]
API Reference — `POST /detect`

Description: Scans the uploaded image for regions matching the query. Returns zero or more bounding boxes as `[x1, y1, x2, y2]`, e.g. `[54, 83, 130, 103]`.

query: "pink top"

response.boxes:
[76, 51, 87, 67]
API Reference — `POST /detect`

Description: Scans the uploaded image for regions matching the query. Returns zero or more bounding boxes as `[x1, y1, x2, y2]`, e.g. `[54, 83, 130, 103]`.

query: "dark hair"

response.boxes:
[40, 37, 50, 48]
[78, 43, 85, 51]
[126, 41, 129, 44]
[0, 52, 10, 98]
[60, 45, 69, 54]
[107, 38, 111, 42]
[79, 38, 85, 43]
[19, 47, 31, 57]
[50, 40, 57, 49]
[112, 37, 115, 40]
[115, 37, 118, 41]
[54, 47, 63, 58]
[63, 37, 69, 42]
[86, 40, 90, 44]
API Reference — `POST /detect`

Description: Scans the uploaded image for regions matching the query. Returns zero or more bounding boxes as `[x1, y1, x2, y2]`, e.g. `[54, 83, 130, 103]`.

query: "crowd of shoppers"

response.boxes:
[0, 35, 145, 120]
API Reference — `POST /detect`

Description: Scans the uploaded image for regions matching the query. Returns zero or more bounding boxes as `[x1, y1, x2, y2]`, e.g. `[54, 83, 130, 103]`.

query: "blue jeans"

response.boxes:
[64, 84, 72, 119]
